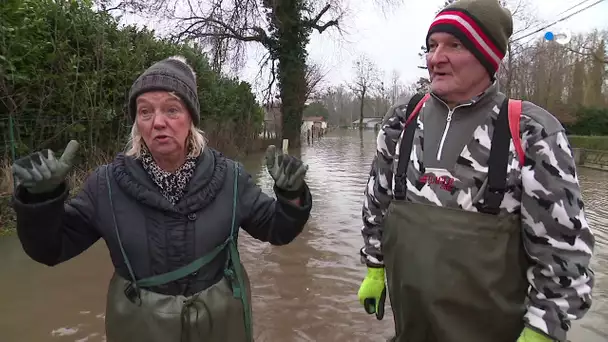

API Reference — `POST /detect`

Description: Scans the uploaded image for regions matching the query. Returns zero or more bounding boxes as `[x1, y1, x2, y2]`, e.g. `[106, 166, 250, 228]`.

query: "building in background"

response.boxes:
[351, 117, 382, 130]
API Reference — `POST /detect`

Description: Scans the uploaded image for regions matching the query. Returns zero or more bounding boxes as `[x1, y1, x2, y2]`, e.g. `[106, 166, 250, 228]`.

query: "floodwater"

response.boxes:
[0, 129, 606, 341]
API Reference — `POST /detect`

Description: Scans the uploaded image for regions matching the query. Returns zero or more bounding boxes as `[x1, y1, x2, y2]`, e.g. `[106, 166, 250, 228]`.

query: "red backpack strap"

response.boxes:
[405, 93, 431, 127]
[508, 99, 525, 168]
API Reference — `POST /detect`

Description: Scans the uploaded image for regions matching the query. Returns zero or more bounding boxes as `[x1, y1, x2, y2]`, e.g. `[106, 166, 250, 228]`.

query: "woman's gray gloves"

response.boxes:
[265, 145, 308, 199]
[11, 140, 79, 194]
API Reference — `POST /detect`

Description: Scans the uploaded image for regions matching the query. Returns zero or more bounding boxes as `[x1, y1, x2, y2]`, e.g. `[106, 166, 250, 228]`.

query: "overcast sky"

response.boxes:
[118, 0, 608, 98]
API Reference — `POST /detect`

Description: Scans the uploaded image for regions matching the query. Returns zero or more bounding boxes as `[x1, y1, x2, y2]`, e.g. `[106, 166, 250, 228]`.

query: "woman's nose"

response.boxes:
[152, 111, 168, 128]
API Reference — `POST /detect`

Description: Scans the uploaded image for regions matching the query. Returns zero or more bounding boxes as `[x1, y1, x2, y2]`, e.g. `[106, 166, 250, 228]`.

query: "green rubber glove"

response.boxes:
[11, 140, 79, 194]
[265, 145, 308, 198]
[357, 267, 387, 320]
[517, 327, 554, 342]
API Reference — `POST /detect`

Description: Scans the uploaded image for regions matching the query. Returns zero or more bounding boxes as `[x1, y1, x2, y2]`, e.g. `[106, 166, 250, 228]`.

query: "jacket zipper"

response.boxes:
[434, 100, 473, 161]
[436, 108, 454, 160]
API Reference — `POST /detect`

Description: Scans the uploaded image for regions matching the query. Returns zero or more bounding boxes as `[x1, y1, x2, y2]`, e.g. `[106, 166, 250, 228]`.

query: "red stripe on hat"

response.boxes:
[439, 10, 503, 58]
[432, 17, 500, 71]
[430, 11, 504, 70]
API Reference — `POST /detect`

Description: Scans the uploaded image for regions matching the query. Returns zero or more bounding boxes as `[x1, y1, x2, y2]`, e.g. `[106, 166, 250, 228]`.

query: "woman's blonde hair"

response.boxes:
[125, 122, 207, 158]
[126, 91, 206, 158]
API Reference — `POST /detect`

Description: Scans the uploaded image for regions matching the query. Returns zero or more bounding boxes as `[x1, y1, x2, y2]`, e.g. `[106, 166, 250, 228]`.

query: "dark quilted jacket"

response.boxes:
[13, 147, 312, 295]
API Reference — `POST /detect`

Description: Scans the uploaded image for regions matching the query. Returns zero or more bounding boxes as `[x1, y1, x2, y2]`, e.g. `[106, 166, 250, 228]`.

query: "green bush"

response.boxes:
[0, 0, 264, 160]
[567, 135, 608, 151]
[565, 106, 608, 136]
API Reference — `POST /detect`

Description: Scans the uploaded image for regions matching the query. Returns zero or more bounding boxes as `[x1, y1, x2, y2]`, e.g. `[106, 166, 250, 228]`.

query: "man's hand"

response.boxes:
[357, 267, 387, 320]
[11, 140, 79, 194]
[265, 145, 308, 199]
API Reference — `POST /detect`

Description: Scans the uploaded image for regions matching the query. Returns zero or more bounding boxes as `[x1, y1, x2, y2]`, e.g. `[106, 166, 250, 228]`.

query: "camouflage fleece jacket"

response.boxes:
[360, 83, 594, 341]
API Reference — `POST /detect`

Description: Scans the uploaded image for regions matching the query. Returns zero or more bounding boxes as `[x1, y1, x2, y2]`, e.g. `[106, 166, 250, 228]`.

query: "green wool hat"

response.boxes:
[426, 0, 514, 77]
[128, 56, 200, 126]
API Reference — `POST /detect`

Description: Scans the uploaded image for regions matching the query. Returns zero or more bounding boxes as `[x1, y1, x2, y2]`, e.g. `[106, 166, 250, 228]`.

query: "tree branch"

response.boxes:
[250, 52, 277, 109]
[564, 45, 608, 64]
[304, 4, 339, 34]
[304, 63, 327, 100]
[174, 16, 269, 43]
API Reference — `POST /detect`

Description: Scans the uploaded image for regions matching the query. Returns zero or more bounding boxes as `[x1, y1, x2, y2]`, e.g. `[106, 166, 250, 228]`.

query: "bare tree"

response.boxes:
[388, 69, 402, 103]
[319, 86, 353, 126]
[563, 35, 608, 65]
[103, 0, 342, 147]
[305, 62, 328, 101]
[498, 0, 539, 97]
[103, 0, 403, 146]
[318, 84, 390, 127]
[496, 28, 607, 121]
[350, 55, 381, 130]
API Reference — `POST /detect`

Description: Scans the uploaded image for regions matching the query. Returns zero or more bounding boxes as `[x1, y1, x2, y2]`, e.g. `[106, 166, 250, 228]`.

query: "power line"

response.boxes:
[553, 0, 596, 19]
[517, 0, 594, 35]
[511, 0, 606, 43]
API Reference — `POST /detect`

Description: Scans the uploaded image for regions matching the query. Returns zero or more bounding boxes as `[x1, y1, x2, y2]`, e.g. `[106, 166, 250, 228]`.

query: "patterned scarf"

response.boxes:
[140, 146, 197, 205]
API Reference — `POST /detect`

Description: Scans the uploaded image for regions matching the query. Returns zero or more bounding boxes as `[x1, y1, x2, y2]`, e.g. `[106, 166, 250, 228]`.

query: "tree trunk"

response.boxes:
[358, 88, 366, 130]
[506, 42, 513, 98]
[278, 60, 306, 148]
[274, 1, 307, 148]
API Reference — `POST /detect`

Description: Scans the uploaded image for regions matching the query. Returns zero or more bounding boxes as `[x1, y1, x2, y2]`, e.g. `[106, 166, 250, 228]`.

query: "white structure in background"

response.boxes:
[351, 117, 382, 130]
[262, 102, 282, 139]
[301, 116, 326, 134]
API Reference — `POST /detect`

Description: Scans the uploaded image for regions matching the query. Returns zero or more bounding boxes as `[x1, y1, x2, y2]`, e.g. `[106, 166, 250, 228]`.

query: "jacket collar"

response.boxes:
[111, 147, 228, 214]
[430, 81, 499, 109]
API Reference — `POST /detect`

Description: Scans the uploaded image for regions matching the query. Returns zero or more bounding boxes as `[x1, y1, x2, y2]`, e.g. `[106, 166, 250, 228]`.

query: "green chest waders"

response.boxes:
[384, 98, 530, 342]
[103, 166, 253, 342]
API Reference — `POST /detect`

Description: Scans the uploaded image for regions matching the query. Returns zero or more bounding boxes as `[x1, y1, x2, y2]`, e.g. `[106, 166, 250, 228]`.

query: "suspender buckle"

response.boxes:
[393, 175, 406, 199]
[480, 188, 504, 215]
[124, 281, 142, 305]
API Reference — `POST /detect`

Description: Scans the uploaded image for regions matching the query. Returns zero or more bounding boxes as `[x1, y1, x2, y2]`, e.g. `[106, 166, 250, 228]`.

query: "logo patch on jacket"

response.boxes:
[417, 168, 456, 192]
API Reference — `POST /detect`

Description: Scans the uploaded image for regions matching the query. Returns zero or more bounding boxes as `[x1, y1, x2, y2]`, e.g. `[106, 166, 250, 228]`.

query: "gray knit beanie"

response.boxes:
[426, 0, 513, 77]
[128, 56, 200, 126]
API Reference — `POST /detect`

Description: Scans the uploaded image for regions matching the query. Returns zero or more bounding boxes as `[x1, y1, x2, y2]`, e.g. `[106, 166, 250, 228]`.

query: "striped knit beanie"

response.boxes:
[426, 0, 513, 77]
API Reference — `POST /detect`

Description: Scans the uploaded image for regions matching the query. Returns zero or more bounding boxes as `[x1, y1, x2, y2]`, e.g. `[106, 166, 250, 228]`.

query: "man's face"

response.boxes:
[426, 32, 489, 102]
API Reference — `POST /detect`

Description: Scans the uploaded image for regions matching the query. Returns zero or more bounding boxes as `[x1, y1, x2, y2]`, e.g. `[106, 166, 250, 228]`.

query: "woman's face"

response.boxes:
[135, 91, 192, 159]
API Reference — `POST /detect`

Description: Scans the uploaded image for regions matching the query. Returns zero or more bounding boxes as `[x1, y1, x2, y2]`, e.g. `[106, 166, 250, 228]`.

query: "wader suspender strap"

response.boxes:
[394, 93, 430, 200]
[223, 168, 254, 342]
[105, 165, 239, 289]
[481, 98, 525, 213]
[480, 98, 511, 214]
[393, 96, 524, 213]
[105, 165, 252, 341]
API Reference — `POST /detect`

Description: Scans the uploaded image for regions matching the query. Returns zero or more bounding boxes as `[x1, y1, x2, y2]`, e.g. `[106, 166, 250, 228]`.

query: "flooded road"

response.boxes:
[0, 129, 606, 341]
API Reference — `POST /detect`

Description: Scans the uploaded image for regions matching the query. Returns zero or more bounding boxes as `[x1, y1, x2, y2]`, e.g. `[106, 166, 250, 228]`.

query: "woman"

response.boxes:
[11, 56, 313, 342]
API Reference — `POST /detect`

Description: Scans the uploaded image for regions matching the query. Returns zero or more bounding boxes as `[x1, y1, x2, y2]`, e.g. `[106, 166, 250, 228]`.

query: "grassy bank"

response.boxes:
[568, 135, 608, 151]
[0, 136, 279, 236]
[0, 152, 110, 236]
[0, 159, 16, 236]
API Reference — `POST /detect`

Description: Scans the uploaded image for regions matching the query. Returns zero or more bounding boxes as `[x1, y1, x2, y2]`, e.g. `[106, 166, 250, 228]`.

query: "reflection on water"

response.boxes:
[0, 129, 605, 341]
[570, 168, 608, 342]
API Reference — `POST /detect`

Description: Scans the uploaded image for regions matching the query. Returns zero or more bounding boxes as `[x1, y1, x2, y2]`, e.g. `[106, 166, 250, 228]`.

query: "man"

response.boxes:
[357, 1, 595, 342]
